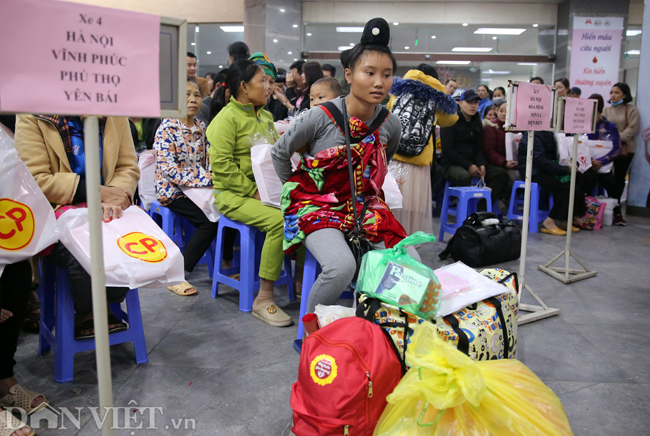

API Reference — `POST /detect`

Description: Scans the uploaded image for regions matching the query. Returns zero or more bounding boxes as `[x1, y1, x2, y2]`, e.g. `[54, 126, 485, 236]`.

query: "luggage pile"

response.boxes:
[290, 232, 573, 435]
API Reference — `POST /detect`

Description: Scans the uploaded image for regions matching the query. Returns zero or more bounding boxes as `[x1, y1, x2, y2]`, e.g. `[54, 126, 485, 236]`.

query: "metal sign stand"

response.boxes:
[84, 117, 115, 436]
[538, 134, 598, 283]
[518, 130, 561, 325]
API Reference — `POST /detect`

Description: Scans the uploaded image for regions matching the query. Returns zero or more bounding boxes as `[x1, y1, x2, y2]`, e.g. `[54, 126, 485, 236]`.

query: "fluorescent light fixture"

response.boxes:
[293, 24, 298, 28]
[492, 36, 497, 40]
[273, 39, 278, 43]
[219, 65, 223, 68]
[393, 22, 399, 26]
[294, 58, 298, 61]
[206, 51, 211, 54]
[336, 27, 364, 33]
[626, 50, 641, 55]
[481, 78, 492, 82]
[452, 47, 493, 52]
[532, 24, 539, 28]
[404, 46, 410, 50]
[288, 51, 292, 55]
[195, 26, 199, 33]
[350, 43, 355, 46]
[280, 8, 285, 12]
[190, 42, 195, 46]
[484, 69, 511, 74]
[307, 33, 312, 36]
[220, 25, 244, 32]
[475, 28, 526, 35]
[431, 35, 436, 39]
[517, 62, 538, 65]
[462, 23, 468, 27]
[627, 30, 642, 36]
[436, 60, 472, 65]
[338, 46, 353, 51]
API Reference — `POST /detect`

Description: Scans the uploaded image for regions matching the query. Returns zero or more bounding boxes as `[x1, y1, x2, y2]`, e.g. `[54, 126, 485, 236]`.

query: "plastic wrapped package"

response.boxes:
[313, 304, 356, 327]
[382, 173, 403, 210]
[0, 128, 60, 275]
[505, 132, 522, 161]
[556, 133, 592, 173]
[357, 232, 441, 319]
[433, 262, 510, 317]
[137, 150, 156, 211]
[374, 322, 574, 436]
[180, 186, 220, 222]
[58, 206, 185, 289]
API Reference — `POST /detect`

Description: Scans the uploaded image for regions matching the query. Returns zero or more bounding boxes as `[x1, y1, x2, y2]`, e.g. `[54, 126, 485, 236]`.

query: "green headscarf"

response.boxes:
[249, 52, 278, 80]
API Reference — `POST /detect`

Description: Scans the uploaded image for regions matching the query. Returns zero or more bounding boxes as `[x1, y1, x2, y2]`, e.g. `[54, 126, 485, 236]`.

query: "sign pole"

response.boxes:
[565, 135, 579, 281]
[83, 116, 115, 436]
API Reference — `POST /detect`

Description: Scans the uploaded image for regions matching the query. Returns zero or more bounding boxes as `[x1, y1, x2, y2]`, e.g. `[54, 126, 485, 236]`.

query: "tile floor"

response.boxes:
[11, 216, 650, 435]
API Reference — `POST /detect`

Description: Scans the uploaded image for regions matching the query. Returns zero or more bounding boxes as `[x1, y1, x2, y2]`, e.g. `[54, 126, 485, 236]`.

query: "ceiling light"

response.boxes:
[393, 22, 399, 26]
[350, 43, 355, 46]
[627, 30, 642, 36]
[517, 62, 538, 66]
[484, 69, 511, 74]
[436, 60, 472, 65]
[338, 46, 354, 51]
[195, 26, 199, 33]
[626, 50, 641, 55]
[404, 46, 409, 50]
[288, 51, 292, 54]
[219, 65, 223, 68]
[307, 33, 312, 36]
[492, 36, 497, 40]
[431, 35, 436, 39]
[293, 24, 298, 28]
[206, 51, 211, 54]
[220, 25, 244, 32]
[481, 78, 492, 82]
[475, 28, 526, 35]
[191, 42, 195, 46]
[294, 58, 298, 61]
[336, 27, 364, 33]
[532, 24, 539, 28]
[280, 8, 285, 12]
[273, 39, 278, 43]
[452, 47, 493, 52]
[462, 23, 469, 27]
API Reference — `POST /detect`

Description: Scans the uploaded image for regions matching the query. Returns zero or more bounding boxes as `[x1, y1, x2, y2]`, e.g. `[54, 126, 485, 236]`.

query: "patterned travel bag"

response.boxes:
[356, 268, 519, 366]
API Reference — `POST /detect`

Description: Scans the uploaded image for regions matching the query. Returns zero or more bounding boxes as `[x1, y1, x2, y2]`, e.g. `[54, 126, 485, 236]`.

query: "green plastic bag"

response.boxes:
[357, 232, 441, 319]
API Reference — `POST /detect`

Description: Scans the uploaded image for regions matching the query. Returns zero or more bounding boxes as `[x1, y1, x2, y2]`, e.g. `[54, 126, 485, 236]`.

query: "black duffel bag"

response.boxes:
[439, 212, 521, 267]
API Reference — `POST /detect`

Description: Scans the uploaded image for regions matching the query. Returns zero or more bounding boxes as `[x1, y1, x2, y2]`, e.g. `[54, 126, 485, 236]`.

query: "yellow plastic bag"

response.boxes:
[374, 322, 574, 436]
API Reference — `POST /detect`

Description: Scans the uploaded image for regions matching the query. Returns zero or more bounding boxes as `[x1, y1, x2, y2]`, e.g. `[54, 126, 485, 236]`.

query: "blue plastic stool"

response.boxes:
[148, 200, 184, 248]
[507, 181, 554, 233]
[211, 215, 295, 312]
[439, 181, 493, 242]
[37, 262, 148, 383]
[293, 249, 354, 354]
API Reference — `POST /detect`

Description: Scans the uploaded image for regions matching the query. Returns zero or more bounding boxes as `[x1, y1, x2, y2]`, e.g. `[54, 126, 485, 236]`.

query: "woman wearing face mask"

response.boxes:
[477, 85, 492, 118]
[492, 87, 506, 106]
[207, 60, 293, 327]
[271, 18, 420, 314]
[554, 78, 570, 98]
[484, 101, 520, 195]
[602, 82, 640, 217]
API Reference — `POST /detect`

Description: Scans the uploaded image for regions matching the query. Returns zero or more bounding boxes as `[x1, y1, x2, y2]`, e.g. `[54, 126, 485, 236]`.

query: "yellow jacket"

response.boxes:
[388, 70, 459, 166]
[15, 114, 140, 209]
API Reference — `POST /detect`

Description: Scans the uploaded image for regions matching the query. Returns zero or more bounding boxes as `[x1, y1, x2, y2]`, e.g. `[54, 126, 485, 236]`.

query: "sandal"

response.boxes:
[252, 305, 293, 327]
[107, 315, 128, 334]
[167, 281, 197, 296]
[0, 384, 48, 415]
[22, 301, 40, 334]
[0, 410, 34, 436]
[74, 319, 95, 340]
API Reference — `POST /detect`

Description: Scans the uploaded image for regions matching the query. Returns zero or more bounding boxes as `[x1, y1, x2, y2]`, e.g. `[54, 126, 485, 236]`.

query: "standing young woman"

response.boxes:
[271, 18, 420, 314]
[603, 82, 640, 225]
[207, 60, 292, 327]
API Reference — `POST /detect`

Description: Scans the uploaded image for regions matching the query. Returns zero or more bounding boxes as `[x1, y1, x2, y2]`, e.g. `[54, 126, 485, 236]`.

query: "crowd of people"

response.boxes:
[0, 16, 639, 435]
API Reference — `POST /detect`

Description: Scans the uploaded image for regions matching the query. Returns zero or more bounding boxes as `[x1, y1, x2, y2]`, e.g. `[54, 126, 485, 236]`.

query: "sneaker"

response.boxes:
[613, 214, 626, 226]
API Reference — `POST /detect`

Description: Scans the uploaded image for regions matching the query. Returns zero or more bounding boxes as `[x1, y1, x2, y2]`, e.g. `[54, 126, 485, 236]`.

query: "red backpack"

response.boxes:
[291, 317, 404, 435]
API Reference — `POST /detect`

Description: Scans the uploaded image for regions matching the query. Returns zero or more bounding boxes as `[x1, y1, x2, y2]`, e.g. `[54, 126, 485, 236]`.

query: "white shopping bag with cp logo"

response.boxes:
[57, 206, 184, 288]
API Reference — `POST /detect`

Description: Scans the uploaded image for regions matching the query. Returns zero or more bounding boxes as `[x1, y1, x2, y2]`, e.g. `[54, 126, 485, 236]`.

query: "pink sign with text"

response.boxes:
[515, 82, 554, 131]
[0, 0, 160, 117]
[563, 97, 595, 134]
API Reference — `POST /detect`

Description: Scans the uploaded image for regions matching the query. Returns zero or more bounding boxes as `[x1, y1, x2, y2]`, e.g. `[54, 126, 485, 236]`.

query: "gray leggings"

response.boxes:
[303, 228, 421, 313]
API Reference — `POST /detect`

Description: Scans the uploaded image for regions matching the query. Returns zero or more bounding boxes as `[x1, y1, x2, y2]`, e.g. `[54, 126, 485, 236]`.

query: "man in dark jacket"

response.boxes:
[440, 90, 509, 201]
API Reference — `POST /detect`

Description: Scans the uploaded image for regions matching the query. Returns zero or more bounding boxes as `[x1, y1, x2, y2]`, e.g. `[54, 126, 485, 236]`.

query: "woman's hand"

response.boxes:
[591, 159, 603, 171]
[506, 160, 518, 169]
[101, 186, 131, 210]
[253, 190, 261, 201]
[101, 203, 123, 222]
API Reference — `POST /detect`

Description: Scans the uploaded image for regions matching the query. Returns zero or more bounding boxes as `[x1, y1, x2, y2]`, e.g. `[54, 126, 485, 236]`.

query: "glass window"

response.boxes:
[187, 24, 245, 76]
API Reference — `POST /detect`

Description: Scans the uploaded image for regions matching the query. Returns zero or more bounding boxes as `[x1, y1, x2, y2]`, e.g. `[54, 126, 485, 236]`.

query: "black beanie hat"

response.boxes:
[360, 18, 390, 46]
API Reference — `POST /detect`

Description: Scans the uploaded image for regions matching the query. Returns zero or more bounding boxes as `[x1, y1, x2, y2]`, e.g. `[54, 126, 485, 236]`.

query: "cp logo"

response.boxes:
[0, 198, 35, 251]
[309, 354, 338, 386]
[117, 232, 167, 263]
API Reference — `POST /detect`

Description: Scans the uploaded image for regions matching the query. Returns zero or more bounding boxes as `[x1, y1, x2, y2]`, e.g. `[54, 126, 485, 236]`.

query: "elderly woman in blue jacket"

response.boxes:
[518, 131, 585, 235]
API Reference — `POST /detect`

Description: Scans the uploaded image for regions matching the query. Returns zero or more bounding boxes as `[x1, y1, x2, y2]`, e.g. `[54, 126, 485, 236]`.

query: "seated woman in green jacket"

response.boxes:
[206, 60, 292, 327]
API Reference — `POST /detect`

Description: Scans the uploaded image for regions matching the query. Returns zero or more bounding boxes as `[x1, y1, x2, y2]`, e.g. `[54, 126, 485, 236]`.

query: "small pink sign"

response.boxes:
[515, 82, 553, 131]
[0, 0, 160, 117]
[563, 97, 595, 134]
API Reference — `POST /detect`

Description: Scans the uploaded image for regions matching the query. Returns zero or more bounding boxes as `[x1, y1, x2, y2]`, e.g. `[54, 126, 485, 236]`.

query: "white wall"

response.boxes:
[60, 0, 244, 23]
